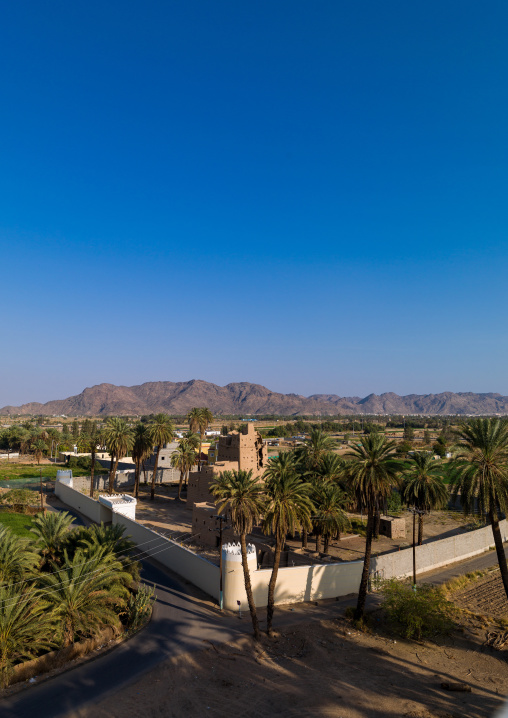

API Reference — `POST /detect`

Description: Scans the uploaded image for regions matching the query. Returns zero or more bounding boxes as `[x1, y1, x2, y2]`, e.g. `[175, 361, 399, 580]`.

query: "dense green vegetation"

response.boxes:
[0, 511, 153, 687]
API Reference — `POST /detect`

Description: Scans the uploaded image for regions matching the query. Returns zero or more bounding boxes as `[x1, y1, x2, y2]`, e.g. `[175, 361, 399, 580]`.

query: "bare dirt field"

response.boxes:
[92, 611, 508, 718]
[452, 572, 508, 621]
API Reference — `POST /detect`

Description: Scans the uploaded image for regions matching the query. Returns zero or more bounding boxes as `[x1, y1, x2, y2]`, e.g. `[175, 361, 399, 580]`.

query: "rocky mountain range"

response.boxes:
[1, 381, 508, 416]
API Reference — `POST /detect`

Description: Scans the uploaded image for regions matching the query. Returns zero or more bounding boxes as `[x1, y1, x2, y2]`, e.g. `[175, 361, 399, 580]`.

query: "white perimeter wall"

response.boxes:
[111, 513, 220, 601]
[371, 519, 508, 580]
[222, 556, 363, 611]
[55, 481, 111, 523]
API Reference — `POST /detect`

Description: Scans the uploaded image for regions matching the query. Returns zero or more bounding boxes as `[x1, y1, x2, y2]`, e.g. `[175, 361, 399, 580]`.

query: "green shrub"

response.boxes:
[0, 489, 39, 511]
[386, 490, 402, 515]
[380, 579, 454, 640]
[67, 456, 106, 473]
[124, 584, 155, 631]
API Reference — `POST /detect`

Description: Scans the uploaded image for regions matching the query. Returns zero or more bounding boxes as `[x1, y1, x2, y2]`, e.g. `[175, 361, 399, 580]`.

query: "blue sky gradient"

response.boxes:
[1, 2, 508, 405]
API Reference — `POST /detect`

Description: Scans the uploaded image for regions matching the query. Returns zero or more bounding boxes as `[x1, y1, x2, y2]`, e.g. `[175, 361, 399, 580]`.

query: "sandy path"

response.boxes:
[93, 615, 508, 718]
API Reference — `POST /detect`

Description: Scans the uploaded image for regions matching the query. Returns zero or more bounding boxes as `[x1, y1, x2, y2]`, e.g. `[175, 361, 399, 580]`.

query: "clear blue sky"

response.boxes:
[1, 1, 508, 406]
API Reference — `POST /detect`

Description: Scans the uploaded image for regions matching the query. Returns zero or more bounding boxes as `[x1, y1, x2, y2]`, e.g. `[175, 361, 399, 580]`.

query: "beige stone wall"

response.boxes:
[192, 502, 236, 547]
[186, 461, 238, 509]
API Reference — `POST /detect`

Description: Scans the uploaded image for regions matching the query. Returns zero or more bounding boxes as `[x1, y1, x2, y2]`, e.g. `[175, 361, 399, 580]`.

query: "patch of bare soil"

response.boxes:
[452, 572, 508, 619]
[91, 616, 508, 718]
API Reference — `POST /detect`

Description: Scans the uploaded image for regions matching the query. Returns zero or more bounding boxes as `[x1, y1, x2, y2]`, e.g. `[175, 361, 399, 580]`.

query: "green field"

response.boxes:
[0, 462, 105, 483]
[0, 511, 35, 538]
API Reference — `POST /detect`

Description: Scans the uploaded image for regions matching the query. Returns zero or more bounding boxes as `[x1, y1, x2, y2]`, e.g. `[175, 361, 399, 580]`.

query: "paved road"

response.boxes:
[2, 559, 244, 718]
[3, 540, 507, 718]
[419, 545, 506, 585]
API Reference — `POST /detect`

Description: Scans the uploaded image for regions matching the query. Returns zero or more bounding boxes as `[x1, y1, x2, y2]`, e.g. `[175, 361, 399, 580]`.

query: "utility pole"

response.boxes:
[408, 507, 425, 588]
[40, 468, 44, 514]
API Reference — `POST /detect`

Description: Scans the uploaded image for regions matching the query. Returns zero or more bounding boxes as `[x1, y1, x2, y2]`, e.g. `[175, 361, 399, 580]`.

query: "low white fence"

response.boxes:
[371, 519, 508, 580]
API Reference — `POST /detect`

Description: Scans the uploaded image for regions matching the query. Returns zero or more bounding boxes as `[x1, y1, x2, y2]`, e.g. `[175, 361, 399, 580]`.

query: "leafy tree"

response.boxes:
[449, 419, 508, 601]
[263, 453, 313, 634]
[401, 453, 448, 544]
[0, 584, 56, 687]
[423, 429, 431, 445]
[103, 418, 134, 495]
[345, 434, 400, 619]
[131, 423, 153, 499]
[403, 425, 415, 442]
[211, 469, 265, 640]
[148, 414, 174, 500]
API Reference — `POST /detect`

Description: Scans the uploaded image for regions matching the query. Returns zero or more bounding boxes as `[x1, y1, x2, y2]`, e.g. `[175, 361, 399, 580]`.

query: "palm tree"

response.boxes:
[297, 429, 336, 548]
[78, 426, 104, 497]
[187, 408, 213, 471]
[312, 483, 350, 554]
[30, 511, 75, 568]
[131, 423, 153, 499]
[148, 414, 174, 500]
[211, 469, 265, 640]
[40, 547, 130, 646]
[78, 523, 139, 584]
[31, 438, 47, 465]
[263, 453, 313, 634]
[171, 439, 197, 500]
[0, 583, 56, 687]
[449, 418, 508, 600]
[0, 526, 39, 583]
[401, 453, 448, 544]
[103, 418, 134, 495]
[301, 428, 336, 470]
[316, 452, 345, 483]
[345, 434, 400, 619]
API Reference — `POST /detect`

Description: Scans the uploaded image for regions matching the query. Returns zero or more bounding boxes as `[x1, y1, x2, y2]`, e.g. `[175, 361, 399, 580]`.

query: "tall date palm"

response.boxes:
[450, 418, 508, 601]
[148, 414, 174, 500]
[402, 453, 448, 544]
[345, 434, 400, 619]
[211, 469, 265, 640]
[263, 453, 313, 634]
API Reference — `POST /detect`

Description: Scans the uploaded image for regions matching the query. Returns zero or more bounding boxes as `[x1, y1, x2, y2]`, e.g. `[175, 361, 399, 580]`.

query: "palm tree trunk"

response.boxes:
[489, 507, 508, 600]
[134, 458, 141, 499]
[302, 528, 308, 549]
[324, 535, 330, 554]
[316, 532, 322, 553]
[178, 466, 185, 500]
[150, 446, 161, 500]
[266, 532, 282, 635]
[240, 532, 260, 640]
[354, 506, 374, 620]
[108, 457, 119, 495]
[373, 509, 380, 539]
[90, 446, 96, 498]
[418, 514, 424, 546]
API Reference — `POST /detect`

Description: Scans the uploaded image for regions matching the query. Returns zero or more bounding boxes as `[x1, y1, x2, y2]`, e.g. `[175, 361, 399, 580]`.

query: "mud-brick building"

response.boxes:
[186, 424, 268, 510]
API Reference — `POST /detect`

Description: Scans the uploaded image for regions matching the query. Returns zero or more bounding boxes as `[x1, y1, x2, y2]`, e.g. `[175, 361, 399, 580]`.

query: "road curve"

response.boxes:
[2, 559, 243, 718]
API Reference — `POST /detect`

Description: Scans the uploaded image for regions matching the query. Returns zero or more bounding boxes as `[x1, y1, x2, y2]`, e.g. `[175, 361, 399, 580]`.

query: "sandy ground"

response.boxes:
[92, 610, 508, 718]
[129, 484, 472, 567]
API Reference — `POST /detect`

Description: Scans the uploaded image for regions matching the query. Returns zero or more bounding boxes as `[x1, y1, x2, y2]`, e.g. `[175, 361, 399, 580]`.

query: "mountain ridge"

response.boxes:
[2, 381, 508, 416]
